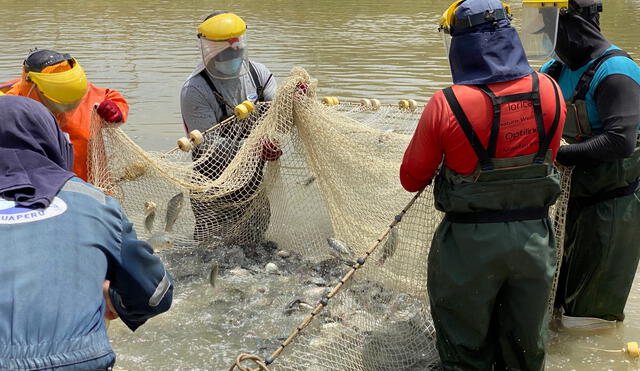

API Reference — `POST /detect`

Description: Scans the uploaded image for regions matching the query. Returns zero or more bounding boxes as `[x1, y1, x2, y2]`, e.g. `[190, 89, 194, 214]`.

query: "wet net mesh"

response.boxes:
[88, 67, 572, 371]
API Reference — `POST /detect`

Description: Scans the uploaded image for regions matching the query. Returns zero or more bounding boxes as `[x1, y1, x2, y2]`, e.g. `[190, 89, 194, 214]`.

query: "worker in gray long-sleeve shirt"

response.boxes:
[180, 11, 280, 246]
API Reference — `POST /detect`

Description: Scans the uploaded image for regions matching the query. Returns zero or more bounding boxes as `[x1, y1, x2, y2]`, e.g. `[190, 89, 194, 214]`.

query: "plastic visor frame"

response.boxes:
[26, 58, 88, 104]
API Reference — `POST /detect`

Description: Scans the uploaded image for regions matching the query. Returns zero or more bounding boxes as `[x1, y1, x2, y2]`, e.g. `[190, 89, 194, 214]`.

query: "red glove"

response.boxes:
[260, 138, 282, 161]
[296, 82, 309, 96]
[97, 99, 124, 123]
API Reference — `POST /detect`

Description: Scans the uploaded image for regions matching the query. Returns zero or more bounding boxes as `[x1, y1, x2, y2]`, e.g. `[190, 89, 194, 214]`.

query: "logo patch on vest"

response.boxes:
[247, 93, 258, 102]
[0, 197, 68, 224]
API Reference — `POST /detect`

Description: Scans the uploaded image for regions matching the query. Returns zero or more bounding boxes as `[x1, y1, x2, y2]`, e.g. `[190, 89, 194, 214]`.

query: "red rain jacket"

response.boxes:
[401, 72, 566, 192]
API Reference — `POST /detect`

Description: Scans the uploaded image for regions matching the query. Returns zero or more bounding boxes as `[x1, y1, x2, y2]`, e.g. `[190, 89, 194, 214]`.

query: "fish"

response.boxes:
[377, 228, 398, 266]
[144, 208, 156, 234]
[147, 231, 174, 251]
[284, 298, 314, 315]
[164, 193, 184, 232]
[326, 237, 355, 266]
[297, 175, 316, 186]
[209, 261, 219, 288]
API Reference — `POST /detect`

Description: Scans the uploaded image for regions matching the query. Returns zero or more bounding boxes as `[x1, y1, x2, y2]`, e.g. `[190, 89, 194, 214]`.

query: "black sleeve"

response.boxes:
[557, 74, 640, 166]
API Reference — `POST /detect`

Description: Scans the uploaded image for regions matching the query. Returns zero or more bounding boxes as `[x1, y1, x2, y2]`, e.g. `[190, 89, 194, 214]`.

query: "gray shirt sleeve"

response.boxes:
[180, 77, 223, 134]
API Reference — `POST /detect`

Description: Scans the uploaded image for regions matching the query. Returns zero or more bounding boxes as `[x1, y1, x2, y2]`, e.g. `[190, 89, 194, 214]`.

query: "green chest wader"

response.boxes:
[547, 51, 640, 322]
[190, 64, 273, 246]
[428, 72, 562, 371]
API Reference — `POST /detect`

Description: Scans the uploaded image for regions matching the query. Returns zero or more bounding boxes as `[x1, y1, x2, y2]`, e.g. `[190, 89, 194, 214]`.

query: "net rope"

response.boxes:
[88, 67, 572, 370]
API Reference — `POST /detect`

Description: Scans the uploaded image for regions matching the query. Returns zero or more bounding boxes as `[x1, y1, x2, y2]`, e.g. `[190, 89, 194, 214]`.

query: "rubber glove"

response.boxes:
[260, 138, 282, 161]
[97, 99, 124, 123]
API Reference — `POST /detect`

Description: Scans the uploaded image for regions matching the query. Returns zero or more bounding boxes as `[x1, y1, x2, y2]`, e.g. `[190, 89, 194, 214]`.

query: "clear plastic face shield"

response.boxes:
[520, 1, 566, 60]
[199, 34, 249, 79]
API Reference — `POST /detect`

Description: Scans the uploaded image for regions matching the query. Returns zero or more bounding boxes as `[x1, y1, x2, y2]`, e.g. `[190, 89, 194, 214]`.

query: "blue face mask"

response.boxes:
[215, 58, 243, 76]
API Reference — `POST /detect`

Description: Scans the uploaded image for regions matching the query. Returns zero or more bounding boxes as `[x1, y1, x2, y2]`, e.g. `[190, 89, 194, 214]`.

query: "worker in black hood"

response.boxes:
[539, 0, 640, 327]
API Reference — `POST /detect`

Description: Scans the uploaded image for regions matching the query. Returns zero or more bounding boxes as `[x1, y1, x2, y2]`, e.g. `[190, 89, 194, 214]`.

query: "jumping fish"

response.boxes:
[209, 261, 219, 288]
[326, 237, 355, 266]
[144, 202, 157, 234]
[377, 228, 398, 266]
[164, 193, 184, 232]
[147, 231, 174, 251]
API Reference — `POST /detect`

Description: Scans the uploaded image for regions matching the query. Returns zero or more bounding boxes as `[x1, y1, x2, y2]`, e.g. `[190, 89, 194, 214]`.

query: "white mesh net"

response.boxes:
[89, 67, 572, 371]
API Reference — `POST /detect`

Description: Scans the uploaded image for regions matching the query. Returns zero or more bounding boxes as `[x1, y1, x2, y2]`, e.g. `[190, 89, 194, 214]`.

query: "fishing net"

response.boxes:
[88, 67, 572, 371]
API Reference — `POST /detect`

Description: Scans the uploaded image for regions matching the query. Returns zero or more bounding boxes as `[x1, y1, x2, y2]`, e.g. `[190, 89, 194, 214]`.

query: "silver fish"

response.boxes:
[377, 228, 398, 266]
[298, 176, 316, 186]
[326, 237, 355, 266]
[209, 261, 219, 288]
[164, 193, 184, 232]
[284, 299, 314, 315]
[147, 231, 174, 251]
[144, 208, 156, 234]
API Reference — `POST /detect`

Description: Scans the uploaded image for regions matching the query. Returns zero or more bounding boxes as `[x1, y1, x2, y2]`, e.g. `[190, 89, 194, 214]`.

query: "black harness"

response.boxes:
[199, 61, 272, 122]
[440, 72, 562, 223]
[546, 49, 631, 104]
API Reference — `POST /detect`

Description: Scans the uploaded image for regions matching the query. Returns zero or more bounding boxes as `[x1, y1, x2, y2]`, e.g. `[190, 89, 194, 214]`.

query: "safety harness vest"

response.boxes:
[546, 49, 632, 143]
[435, 72, 562, 223]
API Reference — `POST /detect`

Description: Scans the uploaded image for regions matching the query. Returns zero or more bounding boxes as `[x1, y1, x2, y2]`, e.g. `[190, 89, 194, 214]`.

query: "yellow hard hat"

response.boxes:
[439, 0, 512, 33]
[26, 58, 88, 105]
[197, 12, 246, 41]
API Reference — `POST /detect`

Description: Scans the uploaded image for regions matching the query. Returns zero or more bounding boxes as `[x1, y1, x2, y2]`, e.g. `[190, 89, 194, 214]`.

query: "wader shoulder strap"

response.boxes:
[443, 87, 494, 170]
[536, 74, 563, 161]
[546, 61, 564, 82]
[248, 62, 266, 102]
[199, 69, 230, 121]
[571, 49, 631, 102]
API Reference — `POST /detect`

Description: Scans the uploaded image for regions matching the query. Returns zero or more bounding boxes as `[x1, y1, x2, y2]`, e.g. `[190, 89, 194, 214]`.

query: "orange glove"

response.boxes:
[97, 99, 123, 123]
[260, 138, 282, 161]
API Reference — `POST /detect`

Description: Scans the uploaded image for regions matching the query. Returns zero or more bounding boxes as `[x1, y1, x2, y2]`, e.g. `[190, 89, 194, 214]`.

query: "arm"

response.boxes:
[107, 211, 173, 331]
[180, 82, 220, 133]
[557, 74, 640, 165]
[400, 92, 446, 192]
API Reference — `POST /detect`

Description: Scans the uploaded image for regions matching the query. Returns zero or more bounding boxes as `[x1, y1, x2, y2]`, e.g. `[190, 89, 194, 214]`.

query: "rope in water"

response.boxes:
[227, 190, 424, 370]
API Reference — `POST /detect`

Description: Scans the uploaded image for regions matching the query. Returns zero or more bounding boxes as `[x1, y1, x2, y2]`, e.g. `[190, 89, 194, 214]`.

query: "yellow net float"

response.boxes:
[322, 96, 339, 106]
[627, 342, 640, 358]
[234, 104, 250, 119]
[370, 98, 381, 110]
[177, 137, 192, 152]
[398, 99, 410, 110]
[241, 100, 255, 112]
[189, 129, 204, 145]
[359, 98, 371, 107]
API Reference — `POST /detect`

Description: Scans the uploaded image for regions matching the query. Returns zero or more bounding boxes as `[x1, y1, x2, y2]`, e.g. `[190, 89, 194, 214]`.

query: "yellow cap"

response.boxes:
[522, 0, 569, 7]
[197, 13, 246, 41]
[27, 59, 88, 104]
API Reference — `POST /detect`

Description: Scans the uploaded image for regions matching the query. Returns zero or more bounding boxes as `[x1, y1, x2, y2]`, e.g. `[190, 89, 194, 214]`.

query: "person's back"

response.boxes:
[400, 0, 566, 369]
[0, 95, 172, 370]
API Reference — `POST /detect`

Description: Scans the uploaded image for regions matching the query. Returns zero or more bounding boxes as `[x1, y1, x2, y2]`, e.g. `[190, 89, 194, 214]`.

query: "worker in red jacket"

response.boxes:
[400, 0, 566, 369]
[5, 49, 128, 182]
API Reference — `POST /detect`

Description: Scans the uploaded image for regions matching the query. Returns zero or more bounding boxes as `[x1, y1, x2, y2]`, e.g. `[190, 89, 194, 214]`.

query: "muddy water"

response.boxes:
[2, 0, 640, 369]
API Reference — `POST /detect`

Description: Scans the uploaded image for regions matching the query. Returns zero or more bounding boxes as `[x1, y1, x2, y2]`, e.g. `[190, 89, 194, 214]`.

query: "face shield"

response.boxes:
[26, 58, 88, 112]
[520, 1, 567, 60]
[197, 12, 249, 79]
[199, 34, 249, 79]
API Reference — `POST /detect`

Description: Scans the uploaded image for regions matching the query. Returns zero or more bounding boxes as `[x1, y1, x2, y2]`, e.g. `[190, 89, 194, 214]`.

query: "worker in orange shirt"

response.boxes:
[5, 49, 128, 181]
